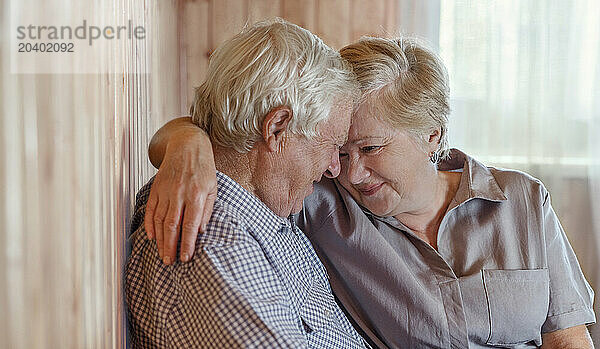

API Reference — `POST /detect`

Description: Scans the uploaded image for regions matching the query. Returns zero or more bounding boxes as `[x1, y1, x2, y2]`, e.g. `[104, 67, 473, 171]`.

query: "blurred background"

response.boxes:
[1, 0, 599, 347]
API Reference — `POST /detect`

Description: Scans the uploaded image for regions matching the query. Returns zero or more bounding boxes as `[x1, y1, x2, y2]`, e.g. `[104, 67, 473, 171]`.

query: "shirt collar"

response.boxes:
[215, 171, 293, 235]
[438, 149, 507, 205]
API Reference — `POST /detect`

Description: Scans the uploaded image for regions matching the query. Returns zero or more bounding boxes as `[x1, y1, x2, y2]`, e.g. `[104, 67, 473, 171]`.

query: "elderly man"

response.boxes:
[125, 20, 367, 348]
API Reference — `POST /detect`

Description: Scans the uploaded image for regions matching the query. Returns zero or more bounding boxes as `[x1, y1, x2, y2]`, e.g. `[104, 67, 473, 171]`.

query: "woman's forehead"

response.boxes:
[349, 111, 397, 140]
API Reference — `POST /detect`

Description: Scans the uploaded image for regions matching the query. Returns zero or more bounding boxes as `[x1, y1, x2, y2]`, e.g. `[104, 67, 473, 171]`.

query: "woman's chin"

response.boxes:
[366, 205, 392, 217]
[355, 197, 392, 217]
[342, 184, 394, 217]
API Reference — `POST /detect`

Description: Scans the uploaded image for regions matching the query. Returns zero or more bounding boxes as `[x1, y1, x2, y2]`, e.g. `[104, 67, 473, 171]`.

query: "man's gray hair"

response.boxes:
[339, 37, 451, 160]
[191, 18, 357, 152]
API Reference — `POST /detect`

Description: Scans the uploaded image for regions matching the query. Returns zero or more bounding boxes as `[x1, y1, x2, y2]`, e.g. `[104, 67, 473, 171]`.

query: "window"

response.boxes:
[439, 0, 599, 175]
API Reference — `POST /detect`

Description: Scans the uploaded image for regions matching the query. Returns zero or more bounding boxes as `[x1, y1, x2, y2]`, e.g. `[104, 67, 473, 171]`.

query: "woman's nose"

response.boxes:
[347, 157, 370, 184]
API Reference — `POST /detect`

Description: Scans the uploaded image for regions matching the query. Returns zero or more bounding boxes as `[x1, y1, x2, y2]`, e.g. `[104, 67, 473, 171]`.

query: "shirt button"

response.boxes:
[324, 309, 332, 318]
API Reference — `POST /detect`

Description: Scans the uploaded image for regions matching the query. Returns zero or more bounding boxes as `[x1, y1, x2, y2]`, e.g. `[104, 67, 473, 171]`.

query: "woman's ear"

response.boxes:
[427, 127, 441, 152]
[262, 106, 292, 152]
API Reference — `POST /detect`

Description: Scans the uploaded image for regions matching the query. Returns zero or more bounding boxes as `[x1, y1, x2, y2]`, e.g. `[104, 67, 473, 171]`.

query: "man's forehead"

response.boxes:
[335, 132, 349, 145]
[324, 120, 349, 143]
[331, 98, 355, 112]
[330, 100, 353, 123]
[329, 106, 351, 141]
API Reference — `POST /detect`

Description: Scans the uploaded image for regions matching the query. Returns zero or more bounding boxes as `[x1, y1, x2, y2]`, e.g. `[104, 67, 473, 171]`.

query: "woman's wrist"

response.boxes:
[149, 116, 212, 169]
[165, 127, 212, 161]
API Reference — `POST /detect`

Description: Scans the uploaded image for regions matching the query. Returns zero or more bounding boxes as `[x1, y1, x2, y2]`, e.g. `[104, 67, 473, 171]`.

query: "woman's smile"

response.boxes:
[356, 182, 384, 196]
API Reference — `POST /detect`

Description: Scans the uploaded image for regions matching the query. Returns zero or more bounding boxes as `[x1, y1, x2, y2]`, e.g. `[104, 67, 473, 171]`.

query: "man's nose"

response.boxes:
[324, 151, 341, 178]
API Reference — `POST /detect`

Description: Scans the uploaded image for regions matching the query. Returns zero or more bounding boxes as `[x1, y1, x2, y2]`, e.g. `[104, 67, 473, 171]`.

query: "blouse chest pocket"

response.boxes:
[483, 269, 549, 346]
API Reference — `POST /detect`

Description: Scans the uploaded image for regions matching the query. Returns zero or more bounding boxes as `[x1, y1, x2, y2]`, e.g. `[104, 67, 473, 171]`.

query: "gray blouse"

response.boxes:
[296, 149, 595, 348]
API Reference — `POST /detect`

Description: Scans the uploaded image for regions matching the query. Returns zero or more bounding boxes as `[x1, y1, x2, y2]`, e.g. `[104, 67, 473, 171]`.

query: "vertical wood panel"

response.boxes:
[3, 72, 26, 348]
[0, 1, 7, 335]
[350, 0, 387, 41]
[384, 0, 399, 35]
[1, 0, 181, 348]
[282, 0, 316, 32]
[316, 0, 351, 49]
[248, 0, 282, 23]
[212, 0, 247, 47]
[39, 76, 65, 347]
[153, 0, 184, 119]
[180, 0, 409, 102]
[183, 0, 210, 107]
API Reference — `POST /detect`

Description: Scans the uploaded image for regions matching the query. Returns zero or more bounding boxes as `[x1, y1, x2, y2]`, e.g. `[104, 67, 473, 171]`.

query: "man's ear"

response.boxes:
[262, 106, 292, 152]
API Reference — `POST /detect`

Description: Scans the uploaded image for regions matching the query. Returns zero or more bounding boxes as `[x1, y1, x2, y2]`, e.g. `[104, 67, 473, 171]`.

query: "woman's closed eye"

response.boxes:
[360, 145, 382, 153]
[339, 145, 382, 158]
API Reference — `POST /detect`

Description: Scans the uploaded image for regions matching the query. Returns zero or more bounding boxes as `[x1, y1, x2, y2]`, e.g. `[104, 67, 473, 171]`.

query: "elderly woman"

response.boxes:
[143, 37, 595, 348]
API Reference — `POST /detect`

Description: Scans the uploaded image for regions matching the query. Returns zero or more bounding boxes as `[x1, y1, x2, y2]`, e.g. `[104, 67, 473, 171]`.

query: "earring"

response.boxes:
[429, 151, 439, 164]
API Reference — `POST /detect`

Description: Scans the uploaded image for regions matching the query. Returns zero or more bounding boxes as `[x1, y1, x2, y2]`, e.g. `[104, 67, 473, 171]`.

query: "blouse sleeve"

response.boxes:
[541, 187, 596, 333]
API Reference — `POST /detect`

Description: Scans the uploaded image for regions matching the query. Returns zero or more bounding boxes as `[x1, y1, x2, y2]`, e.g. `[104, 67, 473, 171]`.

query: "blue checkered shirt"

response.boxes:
[126, 171, 368, 348]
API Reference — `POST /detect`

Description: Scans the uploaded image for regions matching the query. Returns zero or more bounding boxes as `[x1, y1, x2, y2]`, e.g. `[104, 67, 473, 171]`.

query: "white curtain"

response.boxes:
[437, 0, 600, 340]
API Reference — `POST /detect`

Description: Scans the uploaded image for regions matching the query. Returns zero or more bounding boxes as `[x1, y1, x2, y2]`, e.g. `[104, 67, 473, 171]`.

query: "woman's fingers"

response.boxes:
[179, 200, 203, 262]
[143, 137, 218, 265]
[153, 199, 169, 261]
[179, 176, 217, 262]
[145, 177, 215, 265]
[161, 199, 184, 265]
[201, 189, 217, 233]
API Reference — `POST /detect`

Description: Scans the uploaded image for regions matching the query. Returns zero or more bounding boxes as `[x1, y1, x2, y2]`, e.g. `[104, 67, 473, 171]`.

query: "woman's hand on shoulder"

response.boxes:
[144, 117, 217, 265]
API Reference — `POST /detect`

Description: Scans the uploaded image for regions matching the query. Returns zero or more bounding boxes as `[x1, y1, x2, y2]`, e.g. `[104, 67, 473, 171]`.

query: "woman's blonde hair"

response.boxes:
[340, 37, 451, 160]
[190, 18, 357, 152]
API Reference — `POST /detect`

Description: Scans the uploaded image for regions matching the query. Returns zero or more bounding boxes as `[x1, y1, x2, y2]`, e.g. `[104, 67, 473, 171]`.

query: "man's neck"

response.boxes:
[213, 144, 257, 195]
[213, 143, 292, 218]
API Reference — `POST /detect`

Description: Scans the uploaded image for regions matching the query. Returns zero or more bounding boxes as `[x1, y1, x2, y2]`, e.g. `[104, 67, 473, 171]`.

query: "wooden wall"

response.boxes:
[179, 0, 438, 109]
[0, 1, 180, 348]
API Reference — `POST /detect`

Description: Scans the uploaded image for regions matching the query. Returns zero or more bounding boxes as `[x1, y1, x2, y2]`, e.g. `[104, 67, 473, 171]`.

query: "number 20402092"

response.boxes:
[18, 42, 74, 53]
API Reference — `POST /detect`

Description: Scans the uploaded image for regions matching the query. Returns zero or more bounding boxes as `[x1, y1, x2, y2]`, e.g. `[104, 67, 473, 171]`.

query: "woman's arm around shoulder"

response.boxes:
[145, 116, 217, 265]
